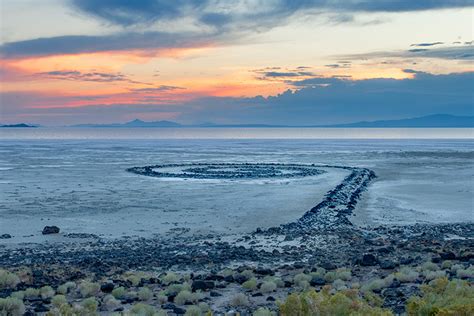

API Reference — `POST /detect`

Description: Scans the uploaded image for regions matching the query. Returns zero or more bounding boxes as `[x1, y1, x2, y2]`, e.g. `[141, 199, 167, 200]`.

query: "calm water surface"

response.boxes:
[0, 127, 473, 139]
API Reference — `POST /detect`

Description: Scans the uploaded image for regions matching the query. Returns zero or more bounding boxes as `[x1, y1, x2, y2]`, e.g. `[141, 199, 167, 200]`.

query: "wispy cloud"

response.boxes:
[410, 42, 444, 47]
[35, 70, 151, 85]
[131, 86, 186, 93]
[252, 67, 317, 81]
[338, 44, 474, 61]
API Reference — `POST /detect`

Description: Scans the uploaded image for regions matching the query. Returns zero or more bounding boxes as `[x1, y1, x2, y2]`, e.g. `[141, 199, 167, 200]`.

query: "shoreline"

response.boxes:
[1, 163, 473, 314]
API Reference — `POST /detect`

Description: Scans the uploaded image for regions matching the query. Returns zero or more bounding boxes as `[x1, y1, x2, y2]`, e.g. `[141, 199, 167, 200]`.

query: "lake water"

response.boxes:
[0, 127, 473, 139]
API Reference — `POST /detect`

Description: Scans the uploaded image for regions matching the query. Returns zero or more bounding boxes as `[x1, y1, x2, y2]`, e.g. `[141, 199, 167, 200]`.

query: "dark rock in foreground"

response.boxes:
[42, 226, 60, 235]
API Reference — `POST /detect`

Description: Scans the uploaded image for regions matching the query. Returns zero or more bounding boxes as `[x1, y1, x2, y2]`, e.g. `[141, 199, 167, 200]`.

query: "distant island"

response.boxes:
[70, 114, 473, 128]
[0, 123, 37, 128]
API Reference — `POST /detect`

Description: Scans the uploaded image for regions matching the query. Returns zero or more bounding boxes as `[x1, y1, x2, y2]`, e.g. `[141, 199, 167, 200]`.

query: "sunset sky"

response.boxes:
[1, 0, 473, 125]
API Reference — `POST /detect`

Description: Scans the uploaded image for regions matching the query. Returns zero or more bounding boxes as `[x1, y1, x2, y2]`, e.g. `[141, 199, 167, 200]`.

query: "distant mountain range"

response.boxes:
[70, 114, 473, 128]
[323, 114, 474, 128]
[0, 123, 37, 128]
[3, 114, 473, 128]
[72, 119, 182, 128]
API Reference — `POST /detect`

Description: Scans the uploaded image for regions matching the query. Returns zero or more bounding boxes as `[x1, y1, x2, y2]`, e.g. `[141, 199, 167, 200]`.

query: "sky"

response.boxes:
[0, 0, 473, 125]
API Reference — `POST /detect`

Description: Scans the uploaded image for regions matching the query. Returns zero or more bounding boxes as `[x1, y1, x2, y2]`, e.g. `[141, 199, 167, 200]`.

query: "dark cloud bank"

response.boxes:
[3, 71, 472, 125]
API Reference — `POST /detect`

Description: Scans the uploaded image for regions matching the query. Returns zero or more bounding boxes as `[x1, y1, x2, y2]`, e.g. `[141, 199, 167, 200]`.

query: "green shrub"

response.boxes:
[24, 287, 40, 299]
[129, 303, 166, 316]
[456, 265, 474, 279]
[420, 262, 439, 272]
[230, 293, 250, 307]
[260, 281, 277, 293]
[361, 275, 394, 293]
[112, 286, 127, 299]
[294, 273, 312, 289]
[184, 305, 201, 316]
[395, 267, 419, 283]
[263, 276, 284, 288]
[10, 291, 24, 300]
[278, 288, 392, 316]
[198, 302, 210, 313]
[423, 270, 446, 281]
[310, 268, 326, 279]
[123, 271, 147, 286]
[241, 269, 255, 279]
[162, 272, 179, 285]
[103, 294, 121, 311]
[0, 297, 25, 316]
[175, 290, 195, 305]
[0, 269, 20, 290]
[51, 294, 68, 308]
[80, 297, 98, 314]
[451, 264, 464, 273]
[406, 277, 474, 315]
[166, 282, 191, 296]
[40, 285, 55, 299]
[324, 268, 352, 283]
[253, 307, 275, 316]
[332, 279, 347, 291]
[57, 281, 76, 295]
[156, 292, 168, 304]
[78, 281, 100, 298]
[243, 278, 258, 291]
[441, 261, 453, 269]
[138, 287, 153, 301]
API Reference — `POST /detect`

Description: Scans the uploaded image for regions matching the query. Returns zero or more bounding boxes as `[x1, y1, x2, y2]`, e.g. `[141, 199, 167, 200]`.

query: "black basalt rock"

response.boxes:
[42, 226, 60, 235]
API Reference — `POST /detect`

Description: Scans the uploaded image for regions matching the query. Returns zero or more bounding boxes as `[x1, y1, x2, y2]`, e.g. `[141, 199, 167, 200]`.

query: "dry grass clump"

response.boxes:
[407, 277, 474, 315]
[0, 269, 20, 290]
[0, 297, 25, 316]
[279, 287, 392, 316]
[230, 293, 250, 307]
